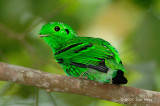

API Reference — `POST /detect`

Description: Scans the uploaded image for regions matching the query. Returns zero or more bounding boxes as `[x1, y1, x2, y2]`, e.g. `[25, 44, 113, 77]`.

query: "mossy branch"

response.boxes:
[0, 62, 160, 105]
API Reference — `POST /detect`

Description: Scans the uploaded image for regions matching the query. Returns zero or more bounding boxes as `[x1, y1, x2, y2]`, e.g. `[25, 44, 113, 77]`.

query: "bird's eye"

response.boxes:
[65, 29, 69, 34]
[54, 26, 60, 31]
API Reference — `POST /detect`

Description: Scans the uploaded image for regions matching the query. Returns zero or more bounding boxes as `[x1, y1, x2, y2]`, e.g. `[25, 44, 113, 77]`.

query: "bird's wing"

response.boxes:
[95, 38, 126, 73]
[54, 37, 126, 74]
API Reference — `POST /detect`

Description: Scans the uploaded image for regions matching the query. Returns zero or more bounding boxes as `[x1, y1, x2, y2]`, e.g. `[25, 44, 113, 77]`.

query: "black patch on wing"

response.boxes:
[55, 43, 82, 55]
[74, 43, 93, 53]
[71, 62, 87, 68]
[88, 64, 108, 73]
[112, 70, 127, 84]
[70, 62, 108, 73]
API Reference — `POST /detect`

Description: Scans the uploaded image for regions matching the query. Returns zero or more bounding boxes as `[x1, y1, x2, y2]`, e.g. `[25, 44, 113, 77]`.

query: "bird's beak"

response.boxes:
[38, 34, 50, 37]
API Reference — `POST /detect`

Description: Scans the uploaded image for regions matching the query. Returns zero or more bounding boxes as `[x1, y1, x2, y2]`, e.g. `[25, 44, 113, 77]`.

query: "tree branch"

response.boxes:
[0, 62, 160, 105]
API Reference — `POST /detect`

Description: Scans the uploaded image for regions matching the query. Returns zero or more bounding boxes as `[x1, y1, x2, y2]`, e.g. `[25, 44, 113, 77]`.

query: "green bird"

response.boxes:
[38, 22, 127, 84]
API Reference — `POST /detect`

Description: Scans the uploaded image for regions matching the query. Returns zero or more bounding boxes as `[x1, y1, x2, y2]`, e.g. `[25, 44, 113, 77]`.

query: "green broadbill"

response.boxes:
[38, 22, 127, 84]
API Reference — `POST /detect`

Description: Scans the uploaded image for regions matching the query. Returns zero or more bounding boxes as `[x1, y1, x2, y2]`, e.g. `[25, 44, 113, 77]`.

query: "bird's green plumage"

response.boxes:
[39, 22, 127, 84]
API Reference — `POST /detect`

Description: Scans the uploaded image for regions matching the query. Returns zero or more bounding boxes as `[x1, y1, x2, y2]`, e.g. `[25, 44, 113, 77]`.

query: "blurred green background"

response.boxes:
[0, 0, 160, 106]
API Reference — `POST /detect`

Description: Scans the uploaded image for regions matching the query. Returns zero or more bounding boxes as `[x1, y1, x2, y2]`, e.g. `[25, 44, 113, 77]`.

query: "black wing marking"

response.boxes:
[55, 43, 82, 55]
[74, 44, 93, 53]
[70, 61, 109, 73]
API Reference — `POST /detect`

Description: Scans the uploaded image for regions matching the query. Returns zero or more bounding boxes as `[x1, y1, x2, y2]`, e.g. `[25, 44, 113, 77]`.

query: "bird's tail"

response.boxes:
[112, 70, 128, 84]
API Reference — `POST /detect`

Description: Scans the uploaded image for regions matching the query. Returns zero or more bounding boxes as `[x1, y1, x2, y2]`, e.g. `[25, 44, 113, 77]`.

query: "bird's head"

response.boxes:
[38, 22, 77, 47]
